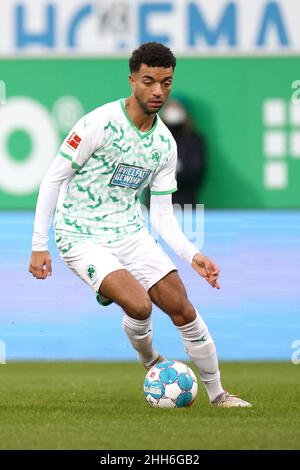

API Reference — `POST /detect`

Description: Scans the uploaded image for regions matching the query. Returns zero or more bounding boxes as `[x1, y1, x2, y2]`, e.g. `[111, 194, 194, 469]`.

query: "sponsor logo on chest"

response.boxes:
[109, 163, 151, 190]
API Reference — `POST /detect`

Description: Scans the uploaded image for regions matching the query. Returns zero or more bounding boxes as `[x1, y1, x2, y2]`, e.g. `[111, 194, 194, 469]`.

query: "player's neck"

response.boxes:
[125, 97, 156, 133]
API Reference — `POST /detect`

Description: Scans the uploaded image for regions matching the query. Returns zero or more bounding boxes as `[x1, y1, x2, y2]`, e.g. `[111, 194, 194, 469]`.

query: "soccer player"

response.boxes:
[29, 42, 251, 408]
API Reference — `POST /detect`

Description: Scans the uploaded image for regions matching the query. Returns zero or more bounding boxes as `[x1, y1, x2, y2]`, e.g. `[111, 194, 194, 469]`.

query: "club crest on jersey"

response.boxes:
[87, 265, 96, 281]
[150, 149, 161, 166]
[109, 163, 152, 190]
[66, 132, 81, 150]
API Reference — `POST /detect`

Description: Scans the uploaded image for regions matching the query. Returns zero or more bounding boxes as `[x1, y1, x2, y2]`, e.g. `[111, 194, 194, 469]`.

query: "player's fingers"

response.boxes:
[210, 279, 221, 289]
[29, 264, 47, 279]
[193, 262, 220, 288]
[205, 270, 220, 288]
[208, 273, 219, 283]
[192, 263, 204, 277]
[41, 267, 49, 279]
[207, 262, 220, 275]
[28, 264, 37, 277]
[45, 258, 52, 276]
[36, 269, 47, 279]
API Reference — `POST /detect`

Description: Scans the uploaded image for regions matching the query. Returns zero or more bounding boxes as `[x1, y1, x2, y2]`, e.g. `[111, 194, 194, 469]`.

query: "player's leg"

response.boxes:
[59, 240, 160, 368]
[99, 269, 163, 368]
[149, 271, 252, 407]
[148, 270, 225, 403]
[116, 231, 221, 391]
[100, 269, 151, 319]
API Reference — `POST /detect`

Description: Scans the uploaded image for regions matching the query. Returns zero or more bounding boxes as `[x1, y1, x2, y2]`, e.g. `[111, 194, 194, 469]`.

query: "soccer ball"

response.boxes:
[144, 360, 198, 408]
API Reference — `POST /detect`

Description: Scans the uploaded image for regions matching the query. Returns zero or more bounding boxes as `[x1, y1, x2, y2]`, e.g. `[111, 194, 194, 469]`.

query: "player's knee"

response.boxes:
[126, 296, 152, 319]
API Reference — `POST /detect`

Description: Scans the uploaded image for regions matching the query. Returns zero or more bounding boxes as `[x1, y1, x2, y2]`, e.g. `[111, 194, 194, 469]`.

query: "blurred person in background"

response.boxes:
[161, 98, 206, 207]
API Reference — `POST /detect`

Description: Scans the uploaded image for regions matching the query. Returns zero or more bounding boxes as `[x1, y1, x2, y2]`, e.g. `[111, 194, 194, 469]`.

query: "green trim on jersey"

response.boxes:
[59, 150, 81, 170]
[120, 99, 158, 139]
[151, 188, 177, 195]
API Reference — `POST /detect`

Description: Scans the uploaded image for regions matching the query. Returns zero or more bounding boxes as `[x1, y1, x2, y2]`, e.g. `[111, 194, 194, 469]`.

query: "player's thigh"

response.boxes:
[149, 270, 187, 309]
[59, 240, 151, 317]
[116, 232, 177, 293]
[100, 269, 152, 318]
[59, 240, 122, 293]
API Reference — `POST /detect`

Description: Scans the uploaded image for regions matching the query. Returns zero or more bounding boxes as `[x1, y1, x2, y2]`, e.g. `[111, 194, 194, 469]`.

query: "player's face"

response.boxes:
[130, 64, 174, 115]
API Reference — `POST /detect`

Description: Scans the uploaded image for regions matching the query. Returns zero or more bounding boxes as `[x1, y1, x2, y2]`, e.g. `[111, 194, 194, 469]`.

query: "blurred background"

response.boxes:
[1, 0, 300, 362]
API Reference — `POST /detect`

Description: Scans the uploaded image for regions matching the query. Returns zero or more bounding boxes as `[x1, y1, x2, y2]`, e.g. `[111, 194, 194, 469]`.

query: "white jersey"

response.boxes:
[54, 98, 177, 250]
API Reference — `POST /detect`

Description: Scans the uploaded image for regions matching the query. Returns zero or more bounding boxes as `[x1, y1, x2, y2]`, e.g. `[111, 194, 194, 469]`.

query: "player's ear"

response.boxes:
[129, 74, 135, 89]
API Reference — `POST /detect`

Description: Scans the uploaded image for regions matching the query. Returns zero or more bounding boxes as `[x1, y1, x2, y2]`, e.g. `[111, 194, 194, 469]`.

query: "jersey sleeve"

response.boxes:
[58, 111, 105, 170]
[150, 142, 178, 195]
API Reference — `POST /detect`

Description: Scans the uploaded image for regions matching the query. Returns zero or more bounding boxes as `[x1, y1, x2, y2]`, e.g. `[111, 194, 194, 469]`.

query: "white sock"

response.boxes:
[177, 311, 224, 402]
[122, 314, 159, 367]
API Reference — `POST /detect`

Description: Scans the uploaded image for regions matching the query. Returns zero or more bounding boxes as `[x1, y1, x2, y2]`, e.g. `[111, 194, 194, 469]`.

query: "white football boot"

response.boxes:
[211, 391, 252, 408]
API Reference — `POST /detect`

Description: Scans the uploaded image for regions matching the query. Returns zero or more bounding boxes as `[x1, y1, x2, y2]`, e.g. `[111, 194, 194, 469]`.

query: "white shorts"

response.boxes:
[58, 230, 176, 306]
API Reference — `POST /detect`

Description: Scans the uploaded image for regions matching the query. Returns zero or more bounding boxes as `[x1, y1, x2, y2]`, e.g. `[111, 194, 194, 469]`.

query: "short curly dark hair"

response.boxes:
[129, 42, 176, 73]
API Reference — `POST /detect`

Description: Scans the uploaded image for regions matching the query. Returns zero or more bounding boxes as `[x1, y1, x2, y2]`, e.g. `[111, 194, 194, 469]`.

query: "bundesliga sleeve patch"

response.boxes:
[109, 163, 152, 190]
[66, 132, 81, 150]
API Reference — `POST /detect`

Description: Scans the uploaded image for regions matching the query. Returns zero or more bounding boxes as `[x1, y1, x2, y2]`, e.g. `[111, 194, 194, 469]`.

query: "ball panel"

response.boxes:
[171, 361, 188, 374]
[144, 380, 165, 399]
[146, 395, 159, 407]
[159, 367, 178, 384]
[143, 378, 151, 396]
[178, 373, 193, 391]
[190, 381, 198, 399]
[156, 361, 175, 369]
[176, 392, 193, 408]
[165, 382, 182, 400]
[146, 367, 160, 381]
[187, 367, 197, 382]
[156, 398, 176, 408]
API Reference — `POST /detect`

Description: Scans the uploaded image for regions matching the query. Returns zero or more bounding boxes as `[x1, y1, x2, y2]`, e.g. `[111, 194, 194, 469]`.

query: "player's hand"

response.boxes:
[191, 253, 220, 289]
[29, 251, 52, 280]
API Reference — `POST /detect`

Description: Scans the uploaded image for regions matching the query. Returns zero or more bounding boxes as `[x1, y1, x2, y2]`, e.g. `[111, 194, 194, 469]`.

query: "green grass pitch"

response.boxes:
[0, 361, 299, 450]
